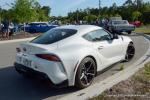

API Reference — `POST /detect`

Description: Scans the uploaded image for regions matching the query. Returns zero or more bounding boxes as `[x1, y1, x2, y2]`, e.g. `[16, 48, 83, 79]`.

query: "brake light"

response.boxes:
[16, 48, 21, 53]
[36, 54, 61, 62]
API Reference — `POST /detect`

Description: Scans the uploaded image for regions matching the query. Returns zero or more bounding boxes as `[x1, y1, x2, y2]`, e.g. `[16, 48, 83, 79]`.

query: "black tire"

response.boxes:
[75, 57, 96, 89]
[125, 42, 135, 62]
[128, 31, 132, 34]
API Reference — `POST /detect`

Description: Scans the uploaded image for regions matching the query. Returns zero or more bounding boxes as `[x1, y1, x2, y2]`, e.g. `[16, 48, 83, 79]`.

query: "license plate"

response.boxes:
[22, 58, 32, 67]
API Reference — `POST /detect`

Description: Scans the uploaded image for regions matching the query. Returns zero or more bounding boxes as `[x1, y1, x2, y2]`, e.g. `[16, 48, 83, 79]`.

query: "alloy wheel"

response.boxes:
[80, 61, 96, 86]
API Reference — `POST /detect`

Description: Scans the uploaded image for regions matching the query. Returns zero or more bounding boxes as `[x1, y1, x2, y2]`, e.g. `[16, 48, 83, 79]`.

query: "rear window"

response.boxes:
[31, 29, 77, 44]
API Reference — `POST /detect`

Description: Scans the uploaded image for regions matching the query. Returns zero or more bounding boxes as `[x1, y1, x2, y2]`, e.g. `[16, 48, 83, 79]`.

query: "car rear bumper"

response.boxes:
[14, 62, 68, 87]
[15, 52, 68, 84]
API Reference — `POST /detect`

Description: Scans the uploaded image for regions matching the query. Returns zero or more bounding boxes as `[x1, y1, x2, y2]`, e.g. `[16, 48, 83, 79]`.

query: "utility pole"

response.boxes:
[99, 0, 101, 17]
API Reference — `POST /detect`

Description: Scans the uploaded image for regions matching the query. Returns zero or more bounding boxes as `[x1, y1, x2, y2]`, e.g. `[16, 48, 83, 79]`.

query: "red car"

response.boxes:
[130, 21, 142, 27]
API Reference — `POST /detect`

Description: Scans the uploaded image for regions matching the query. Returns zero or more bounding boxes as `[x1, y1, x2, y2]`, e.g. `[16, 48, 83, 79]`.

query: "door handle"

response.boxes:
[98, 46, 104, 50]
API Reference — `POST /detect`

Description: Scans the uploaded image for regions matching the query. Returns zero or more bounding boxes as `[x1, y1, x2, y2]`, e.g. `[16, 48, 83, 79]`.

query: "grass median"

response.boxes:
[90, 62, 150, 100]
[134, 25, 150, 35]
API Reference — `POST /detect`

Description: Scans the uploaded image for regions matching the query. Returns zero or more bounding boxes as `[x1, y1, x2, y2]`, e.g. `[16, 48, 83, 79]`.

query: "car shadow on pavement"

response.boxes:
[0, 66, 78, 100]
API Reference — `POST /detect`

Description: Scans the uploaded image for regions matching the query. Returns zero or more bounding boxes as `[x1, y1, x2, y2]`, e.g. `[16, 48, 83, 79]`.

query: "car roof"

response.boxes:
[55, 25, 102, 35]
[30, 22, 48, 24]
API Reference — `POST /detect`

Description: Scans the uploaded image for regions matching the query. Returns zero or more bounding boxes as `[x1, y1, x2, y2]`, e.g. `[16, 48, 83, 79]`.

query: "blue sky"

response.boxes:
[0, 0, 149, 16]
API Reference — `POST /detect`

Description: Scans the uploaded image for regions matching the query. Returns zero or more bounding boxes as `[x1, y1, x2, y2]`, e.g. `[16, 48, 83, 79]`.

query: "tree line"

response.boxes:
[0, 0, 150, 24]
[58, 0, 150, 24]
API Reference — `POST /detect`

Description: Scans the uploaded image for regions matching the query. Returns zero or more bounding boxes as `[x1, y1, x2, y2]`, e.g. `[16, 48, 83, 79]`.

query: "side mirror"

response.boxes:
[111, 34, 118, 39]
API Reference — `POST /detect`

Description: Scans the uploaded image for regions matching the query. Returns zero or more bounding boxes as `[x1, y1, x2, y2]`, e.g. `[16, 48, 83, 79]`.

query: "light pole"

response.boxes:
[76, 9, 79, 23]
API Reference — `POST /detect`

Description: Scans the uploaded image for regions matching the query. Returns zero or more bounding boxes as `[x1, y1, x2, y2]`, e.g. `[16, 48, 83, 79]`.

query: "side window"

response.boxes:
[83, 29, 111, 42]
[40, 23, 48, 26]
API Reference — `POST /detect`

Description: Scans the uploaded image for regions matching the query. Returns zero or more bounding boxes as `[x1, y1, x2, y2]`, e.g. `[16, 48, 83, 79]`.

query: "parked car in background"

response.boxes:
[23, 22, 58, 33]
[49, 20, 61, 26]
[107, 20, 135, 34]
[130, 21, 142, 27]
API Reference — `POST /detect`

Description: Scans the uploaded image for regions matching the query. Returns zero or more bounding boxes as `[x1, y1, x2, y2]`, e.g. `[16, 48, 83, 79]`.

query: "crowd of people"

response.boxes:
[0, 19, 15, 38]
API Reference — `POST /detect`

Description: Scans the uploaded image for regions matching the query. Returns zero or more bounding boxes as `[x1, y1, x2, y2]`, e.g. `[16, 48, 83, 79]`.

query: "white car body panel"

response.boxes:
[15, 25, 132, 86]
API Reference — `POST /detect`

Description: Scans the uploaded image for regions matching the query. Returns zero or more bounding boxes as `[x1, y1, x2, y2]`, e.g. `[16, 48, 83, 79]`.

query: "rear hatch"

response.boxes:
[20, 28, 77, 55]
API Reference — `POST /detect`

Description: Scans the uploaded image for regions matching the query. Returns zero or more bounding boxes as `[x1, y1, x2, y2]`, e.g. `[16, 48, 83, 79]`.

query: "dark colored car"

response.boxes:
[23, 22, 58, 33]
[107, 20, 135, 34]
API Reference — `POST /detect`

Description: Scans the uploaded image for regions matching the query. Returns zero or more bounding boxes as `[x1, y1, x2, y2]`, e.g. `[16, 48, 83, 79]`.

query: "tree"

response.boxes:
[83, 15, 97, 23]
[11, 0, 38, 23]
[123, 0, 133, 6]
[10, 0, 51, 23]
[132, 11, 142, 21]
[41, 6, 51, 17]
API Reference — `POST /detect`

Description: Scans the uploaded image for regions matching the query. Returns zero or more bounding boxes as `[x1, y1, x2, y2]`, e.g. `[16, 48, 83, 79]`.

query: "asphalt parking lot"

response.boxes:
[0, 34, 149, 100]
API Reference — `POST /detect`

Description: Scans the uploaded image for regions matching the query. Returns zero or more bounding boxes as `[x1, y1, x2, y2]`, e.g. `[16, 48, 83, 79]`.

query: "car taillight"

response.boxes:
[16, 48, 21, 53]
[36, 54, 61, 62]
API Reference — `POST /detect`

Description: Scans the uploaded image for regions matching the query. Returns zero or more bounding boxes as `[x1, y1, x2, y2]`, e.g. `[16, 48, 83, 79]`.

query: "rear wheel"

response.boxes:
[125, 43, 135, 61]
[75, 57, 96, 89]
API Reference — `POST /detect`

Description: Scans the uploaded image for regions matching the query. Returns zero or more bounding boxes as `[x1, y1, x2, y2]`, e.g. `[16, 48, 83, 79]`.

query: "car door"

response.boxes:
[84, 29, 124, 69]
[33, 24, 40, 32]
[40, 23, 49, 32]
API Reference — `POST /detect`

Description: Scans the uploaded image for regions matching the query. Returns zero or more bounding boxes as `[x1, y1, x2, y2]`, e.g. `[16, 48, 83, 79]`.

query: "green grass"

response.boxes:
[90, 62, 150, 100]
[134, 27, 150, 34]
[133, 63, 150, 84]
[119, 64, 124, 71]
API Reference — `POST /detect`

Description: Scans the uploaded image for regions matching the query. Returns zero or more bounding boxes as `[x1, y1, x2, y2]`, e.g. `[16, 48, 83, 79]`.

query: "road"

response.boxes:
[0, 34, 149, 100]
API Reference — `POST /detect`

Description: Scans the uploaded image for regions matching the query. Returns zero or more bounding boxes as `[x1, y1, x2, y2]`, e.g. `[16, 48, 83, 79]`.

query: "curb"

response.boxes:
[58, 35, 150, 100]
[0, 37, 35, 44]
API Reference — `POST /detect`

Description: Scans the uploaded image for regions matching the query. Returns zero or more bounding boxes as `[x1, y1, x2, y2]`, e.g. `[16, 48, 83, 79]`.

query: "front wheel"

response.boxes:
[128, 31, 132, 34]
[75, 57, 96, 89]
[125, 43, 135, 61]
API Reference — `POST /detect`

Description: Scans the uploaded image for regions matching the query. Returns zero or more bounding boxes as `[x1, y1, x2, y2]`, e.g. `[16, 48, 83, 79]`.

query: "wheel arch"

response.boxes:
[73, 55, 98, 86]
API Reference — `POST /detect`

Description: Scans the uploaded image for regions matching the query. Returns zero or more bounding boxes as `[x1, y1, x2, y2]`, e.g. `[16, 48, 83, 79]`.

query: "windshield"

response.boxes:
[31, 29, 77, 44]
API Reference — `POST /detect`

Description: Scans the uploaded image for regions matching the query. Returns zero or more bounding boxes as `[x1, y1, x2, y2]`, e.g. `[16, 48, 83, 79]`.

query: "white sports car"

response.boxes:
[14, 25, 135, 89]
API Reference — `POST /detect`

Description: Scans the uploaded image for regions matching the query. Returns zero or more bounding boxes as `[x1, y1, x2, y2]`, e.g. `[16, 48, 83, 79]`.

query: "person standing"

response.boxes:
[2, 19, 10, 38]
[9, 22, 14, 36]
[0, 22, 3, 38]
